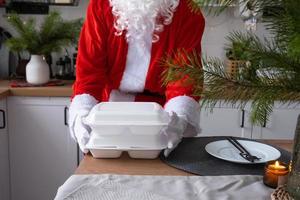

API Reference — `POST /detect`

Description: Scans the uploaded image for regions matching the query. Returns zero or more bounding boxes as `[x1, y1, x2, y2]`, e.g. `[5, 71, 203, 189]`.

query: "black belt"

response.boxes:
[141, 89, 165, 98]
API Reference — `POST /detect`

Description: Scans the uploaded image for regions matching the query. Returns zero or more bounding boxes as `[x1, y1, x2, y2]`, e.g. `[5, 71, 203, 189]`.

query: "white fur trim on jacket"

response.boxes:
[119, 27, 153, 93]
[164, 96, 201, 136]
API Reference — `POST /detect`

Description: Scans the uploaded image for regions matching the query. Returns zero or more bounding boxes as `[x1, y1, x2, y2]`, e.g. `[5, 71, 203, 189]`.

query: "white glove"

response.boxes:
[69, 94, 98, 153]
[163, 112, 188, 157]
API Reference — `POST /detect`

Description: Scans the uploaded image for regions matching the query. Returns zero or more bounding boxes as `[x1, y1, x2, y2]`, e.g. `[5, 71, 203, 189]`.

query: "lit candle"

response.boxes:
[263, 160, 289, 188]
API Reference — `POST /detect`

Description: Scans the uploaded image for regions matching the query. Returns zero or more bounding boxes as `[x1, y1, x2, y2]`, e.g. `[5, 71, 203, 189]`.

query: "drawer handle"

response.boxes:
[240, 109, 245, 128]
[0, 109, 5, 129]
[64, 107, 69, 126]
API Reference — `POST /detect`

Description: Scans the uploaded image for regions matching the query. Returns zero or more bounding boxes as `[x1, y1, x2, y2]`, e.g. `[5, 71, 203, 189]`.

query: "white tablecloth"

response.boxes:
[55, 174, 273, 200]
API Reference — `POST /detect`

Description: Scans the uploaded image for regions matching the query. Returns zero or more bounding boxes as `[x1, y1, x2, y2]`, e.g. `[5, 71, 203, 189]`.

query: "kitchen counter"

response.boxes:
[76, 153, 191, 176]
[0, 88, 10, 99]
[0, 80, 73, 98]
[75, 140, 293, 175]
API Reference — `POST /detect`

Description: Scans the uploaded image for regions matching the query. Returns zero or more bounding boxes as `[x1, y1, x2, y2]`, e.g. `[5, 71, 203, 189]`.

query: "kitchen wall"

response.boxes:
[0, 1, 270, 78]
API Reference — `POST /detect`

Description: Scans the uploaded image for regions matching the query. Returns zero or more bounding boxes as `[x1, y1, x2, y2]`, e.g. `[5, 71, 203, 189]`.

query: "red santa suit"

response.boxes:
[70, 0, 205, 153]
[73, 0, 205, 127]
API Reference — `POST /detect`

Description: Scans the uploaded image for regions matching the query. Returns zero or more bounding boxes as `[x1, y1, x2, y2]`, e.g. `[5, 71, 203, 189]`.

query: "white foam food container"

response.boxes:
[84, 102, 170, 159]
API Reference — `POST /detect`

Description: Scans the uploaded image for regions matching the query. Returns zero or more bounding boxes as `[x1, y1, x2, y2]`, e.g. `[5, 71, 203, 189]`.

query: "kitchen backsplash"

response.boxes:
[0, 1, 271, 78]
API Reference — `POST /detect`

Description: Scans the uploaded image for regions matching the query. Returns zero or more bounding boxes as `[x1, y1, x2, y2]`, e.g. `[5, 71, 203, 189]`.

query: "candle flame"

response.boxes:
[267, 161, 288, 172]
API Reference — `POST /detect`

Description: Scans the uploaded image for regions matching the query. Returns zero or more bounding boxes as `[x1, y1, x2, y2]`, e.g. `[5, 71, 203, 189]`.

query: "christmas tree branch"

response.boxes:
[163, 48, 300, 124]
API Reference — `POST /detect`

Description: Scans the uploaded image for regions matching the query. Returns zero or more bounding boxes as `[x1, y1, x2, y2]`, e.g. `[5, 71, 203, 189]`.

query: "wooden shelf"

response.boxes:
[6, 2, 49, 14]
[7, 0, 79, 7]
[48, 0, 79, 6]
[5, 0, 79, 14]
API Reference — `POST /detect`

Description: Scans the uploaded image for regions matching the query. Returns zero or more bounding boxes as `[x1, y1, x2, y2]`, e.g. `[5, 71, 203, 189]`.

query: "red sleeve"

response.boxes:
[165, 0, 205, 103]
[72, 0, 108, 101]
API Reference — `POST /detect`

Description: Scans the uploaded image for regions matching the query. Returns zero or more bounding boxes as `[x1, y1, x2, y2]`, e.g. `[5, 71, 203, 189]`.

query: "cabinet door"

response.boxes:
[199, 107, 252, 138]
[0, 98, 9, 200]
[252, 107, 300, 139]
[8, 97, 77, 200]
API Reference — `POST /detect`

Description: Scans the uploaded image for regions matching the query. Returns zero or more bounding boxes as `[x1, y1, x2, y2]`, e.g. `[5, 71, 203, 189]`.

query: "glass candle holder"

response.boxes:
[263, 160, 289, 189]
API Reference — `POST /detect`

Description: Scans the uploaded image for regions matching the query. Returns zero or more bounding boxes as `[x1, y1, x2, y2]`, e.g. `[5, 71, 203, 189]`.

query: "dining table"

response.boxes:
[55, 139, 293, 200]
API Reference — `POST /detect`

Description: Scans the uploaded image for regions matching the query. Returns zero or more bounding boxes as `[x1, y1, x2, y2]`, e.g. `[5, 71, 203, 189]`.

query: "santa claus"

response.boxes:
[69, 0, 205, 156]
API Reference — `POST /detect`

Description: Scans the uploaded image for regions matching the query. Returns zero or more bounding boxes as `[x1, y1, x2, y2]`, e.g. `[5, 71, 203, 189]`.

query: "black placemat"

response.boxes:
[160, 137, 291, 176]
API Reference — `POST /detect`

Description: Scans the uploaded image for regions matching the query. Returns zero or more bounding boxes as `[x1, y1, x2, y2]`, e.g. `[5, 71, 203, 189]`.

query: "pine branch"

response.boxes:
[39, 11, 62, 45]
[163, 48, 300, 124]
[188, 0, 235, 15]
[6, 14, 39, 53]
[5, 37, 27, 52]
[5, 12, 82, 55]
[164, 0, 300, 125]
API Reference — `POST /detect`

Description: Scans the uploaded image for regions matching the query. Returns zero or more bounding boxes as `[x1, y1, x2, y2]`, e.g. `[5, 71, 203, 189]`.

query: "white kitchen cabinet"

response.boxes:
[251, 103, 300, 140]
[199, 101, 300, 140]
[0, 98, 9, 200]
[8, 97, 77, 200]
[199, 102, 252, 138]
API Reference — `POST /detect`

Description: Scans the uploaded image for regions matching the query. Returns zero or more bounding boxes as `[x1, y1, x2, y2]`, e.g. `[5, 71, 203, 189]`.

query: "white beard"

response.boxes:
[109, 0, 179, 43]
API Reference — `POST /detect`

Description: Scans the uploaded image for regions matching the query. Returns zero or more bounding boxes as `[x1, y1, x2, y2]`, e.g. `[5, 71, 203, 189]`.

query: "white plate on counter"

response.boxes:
[205, 140, 281, 164]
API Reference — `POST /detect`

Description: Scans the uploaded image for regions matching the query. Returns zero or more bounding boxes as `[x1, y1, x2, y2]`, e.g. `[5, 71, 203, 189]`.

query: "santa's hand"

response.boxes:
[163, 112, 187, 157]
[68, 94, 98, 153]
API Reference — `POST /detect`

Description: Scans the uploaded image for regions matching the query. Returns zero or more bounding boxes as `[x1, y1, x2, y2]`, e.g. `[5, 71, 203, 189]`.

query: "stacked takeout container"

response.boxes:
[84, 102, 169, 159]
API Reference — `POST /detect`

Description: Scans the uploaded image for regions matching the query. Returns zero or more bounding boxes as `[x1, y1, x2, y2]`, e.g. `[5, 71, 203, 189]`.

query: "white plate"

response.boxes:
[205, 140, 281, 164]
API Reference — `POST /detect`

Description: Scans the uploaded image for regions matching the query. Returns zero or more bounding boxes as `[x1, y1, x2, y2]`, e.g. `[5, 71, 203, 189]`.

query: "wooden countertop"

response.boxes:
[0, 80, 73, 98]
[75, 140, 293, 175]
[0, 88, 10, 100]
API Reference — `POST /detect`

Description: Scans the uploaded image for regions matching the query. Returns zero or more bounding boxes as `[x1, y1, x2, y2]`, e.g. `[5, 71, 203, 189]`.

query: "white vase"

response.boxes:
[26, 55, 50, 85]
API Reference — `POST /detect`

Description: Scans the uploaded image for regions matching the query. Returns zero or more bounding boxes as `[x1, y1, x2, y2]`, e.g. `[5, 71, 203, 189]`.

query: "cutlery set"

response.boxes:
[226, 137, 261, 163]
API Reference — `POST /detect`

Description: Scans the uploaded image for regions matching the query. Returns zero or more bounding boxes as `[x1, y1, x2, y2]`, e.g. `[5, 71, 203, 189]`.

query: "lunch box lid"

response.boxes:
[85, 102, 170, 125]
